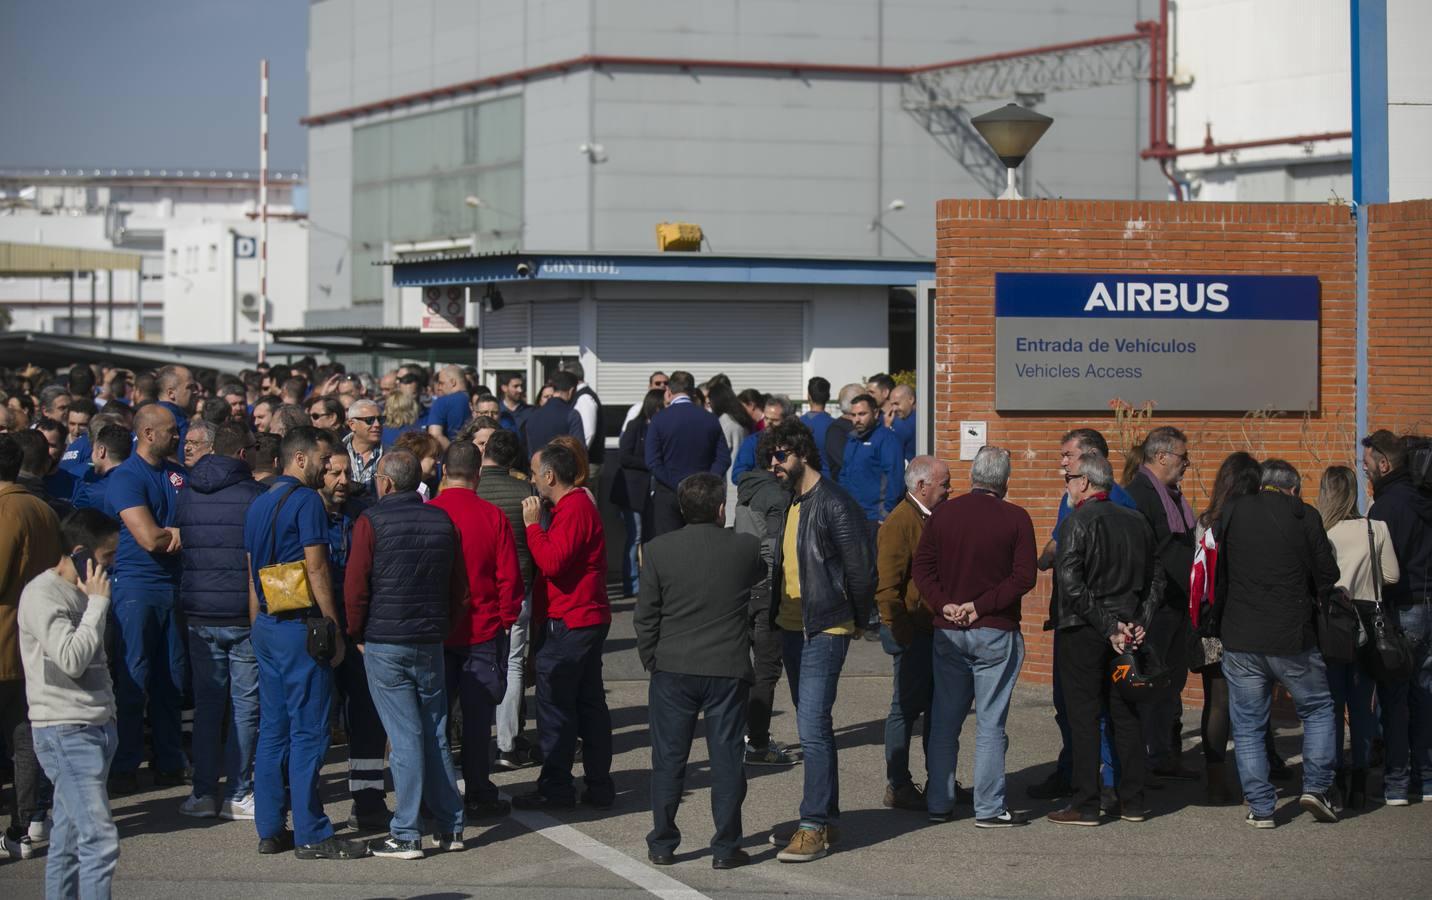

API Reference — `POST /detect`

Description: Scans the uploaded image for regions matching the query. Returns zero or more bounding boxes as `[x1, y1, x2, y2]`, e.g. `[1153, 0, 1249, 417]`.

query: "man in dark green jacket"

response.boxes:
[636, 472, 764, 870]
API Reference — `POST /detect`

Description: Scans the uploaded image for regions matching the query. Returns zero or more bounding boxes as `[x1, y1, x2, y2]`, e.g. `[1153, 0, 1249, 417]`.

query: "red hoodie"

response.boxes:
[429, 487, 523, 646]
[526, 489, 610, 629]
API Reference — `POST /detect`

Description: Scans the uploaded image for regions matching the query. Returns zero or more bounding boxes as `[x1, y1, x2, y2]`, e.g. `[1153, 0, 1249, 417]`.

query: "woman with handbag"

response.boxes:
[1188, 452, 1267, 804]
[1316, 465, 1402, 809]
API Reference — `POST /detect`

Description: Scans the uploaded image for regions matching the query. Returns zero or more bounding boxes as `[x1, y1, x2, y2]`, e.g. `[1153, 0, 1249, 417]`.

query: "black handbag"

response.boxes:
[1362, 519, 1415, 682]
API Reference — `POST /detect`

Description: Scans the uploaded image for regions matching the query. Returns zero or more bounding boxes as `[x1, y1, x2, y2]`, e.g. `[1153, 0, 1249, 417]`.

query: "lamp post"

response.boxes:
[971, 103, 1054, 200]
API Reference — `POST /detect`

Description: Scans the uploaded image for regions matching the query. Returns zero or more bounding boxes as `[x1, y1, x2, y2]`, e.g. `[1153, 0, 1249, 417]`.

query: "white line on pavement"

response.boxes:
[504, 796, 713, 900]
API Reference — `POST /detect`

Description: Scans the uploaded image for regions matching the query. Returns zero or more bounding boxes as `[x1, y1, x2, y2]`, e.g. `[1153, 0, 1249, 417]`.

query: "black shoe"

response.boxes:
[1046, 806, 1101, 826]
[1299, 791, 1339, 823]
[975, 810, 1029, 829]
[580, 791, 614, 810]
[512, 791, 575, 811]
[346, 806, 392, 831]
[108, 772, 140, 796]
[712, 848, 751, 869]
[295, 836, 370, 860]
[1150, 766, 1199, 783]
[257, 830, 295, 854]
[494, 749, 538, 771]
[1026, 772, 1073, 801]
[152, 768, 193, 788]
[368, 835, 423, 859]
[465, 797, 512, 819]
[647, 849, 676, 866]
[1119, 807, 1151, 823]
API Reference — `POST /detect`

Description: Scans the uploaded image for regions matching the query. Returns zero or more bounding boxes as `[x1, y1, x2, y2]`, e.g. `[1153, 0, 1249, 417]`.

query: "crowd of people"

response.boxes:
[0, 355, 1427, 892]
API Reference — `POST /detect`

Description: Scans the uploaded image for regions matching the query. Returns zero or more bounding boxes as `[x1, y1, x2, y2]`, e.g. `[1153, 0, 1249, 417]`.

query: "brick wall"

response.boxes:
[933, 199, 1360, 704]
[1368, 199, 1432, 435]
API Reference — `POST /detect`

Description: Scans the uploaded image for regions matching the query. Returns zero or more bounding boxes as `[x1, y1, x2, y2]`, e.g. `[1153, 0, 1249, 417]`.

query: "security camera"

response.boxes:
[515, 262, 533, 277]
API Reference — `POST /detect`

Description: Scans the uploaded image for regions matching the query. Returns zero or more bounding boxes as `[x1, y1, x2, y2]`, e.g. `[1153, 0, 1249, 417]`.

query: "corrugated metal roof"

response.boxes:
[0, 241, 144, 274]
[376, 248, 935, 266]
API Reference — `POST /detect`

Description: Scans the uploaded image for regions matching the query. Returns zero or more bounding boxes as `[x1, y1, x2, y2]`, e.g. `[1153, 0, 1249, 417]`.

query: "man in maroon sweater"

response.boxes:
[912, 446, 1036, 827]
[512, 442, 614, 811]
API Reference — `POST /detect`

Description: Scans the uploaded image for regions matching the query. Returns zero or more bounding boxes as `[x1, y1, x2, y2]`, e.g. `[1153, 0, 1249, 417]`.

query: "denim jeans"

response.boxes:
[1397, 601, 1432, 795]
[32, 721, 119, 900]
[534, 621, 614, 804]
[0, 681, 41, 839]
[1326, 659, 1377, 770]
[928, 628, 1025, 819]
[363, 642, 464, 840]
[879, 625, 932, 789]
[1223, 647, 1337, 815]
[620, 508, 642, 596]
[496, 593, 531, 753]
[187, 623, 259, 801]
[444, 635, 508, 804]
[112, 593, 189, 775]
[647, 671, 748, 857]
[781, 629, 850, 828]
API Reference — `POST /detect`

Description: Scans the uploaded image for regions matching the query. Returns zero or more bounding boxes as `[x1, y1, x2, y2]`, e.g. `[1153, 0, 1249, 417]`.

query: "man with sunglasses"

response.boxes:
[763, 419, 873, 864]
[343, 400, 385, 492]
[1125, 425, 1199, 782]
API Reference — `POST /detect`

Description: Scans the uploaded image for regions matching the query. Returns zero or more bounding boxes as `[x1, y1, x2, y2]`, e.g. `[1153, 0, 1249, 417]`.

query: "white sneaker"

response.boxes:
[179, 794, 219, 818]
[2, 833, 36, 859]
[28, 816, 51, 843]
[220, 795, 256, 821]
[1386, 796, 1411, 807]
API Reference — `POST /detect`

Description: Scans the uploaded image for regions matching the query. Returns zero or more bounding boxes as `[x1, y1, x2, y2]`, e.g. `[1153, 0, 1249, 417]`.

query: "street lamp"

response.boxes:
[971, 103, 1053, 200]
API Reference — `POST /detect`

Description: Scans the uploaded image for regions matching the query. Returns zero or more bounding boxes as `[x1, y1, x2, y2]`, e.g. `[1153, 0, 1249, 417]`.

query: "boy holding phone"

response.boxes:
[17, 509, 121, 896]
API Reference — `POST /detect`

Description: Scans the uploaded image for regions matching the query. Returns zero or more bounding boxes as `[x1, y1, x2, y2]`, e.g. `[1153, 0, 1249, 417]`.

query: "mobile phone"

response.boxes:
[70, 547, 97, 576]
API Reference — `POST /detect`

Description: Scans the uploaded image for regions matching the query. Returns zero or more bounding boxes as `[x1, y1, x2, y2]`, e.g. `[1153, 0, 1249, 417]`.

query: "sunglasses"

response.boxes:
[1064, 472, 1087, 483]
[771, 449, 792, 463]
[349, 415, 382, 426]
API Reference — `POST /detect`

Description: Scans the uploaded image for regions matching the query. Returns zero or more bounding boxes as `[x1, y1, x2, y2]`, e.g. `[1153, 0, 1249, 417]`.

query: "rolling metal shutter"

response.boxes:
[480, 302, 528, 370]
[596, 300, 805, 405]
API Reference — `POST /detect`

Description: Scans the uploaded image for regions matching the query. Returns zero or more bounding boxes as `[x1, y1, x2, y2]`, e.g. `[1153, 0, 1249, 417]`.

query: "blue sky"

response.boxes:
[0, 0, 308, 172]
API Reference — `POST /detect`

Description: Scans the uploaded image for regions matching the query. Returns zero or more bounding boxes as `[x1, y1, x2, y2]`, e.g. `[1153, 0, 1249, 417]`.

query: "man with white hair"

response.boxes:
[874, 455, 955, 813]
[343, 400, 385, 490]
[425, 365, 472, 451]
[913, 447, 1036, 827]
[821, 384, 865, 479]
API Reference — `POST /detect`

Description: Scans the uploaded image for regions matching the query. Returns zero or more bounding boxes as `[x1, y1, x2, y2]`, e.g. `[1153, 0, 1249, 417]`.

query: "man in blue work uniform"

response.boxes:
[317, 442, 390, 831]
[1027, 428, 1137, 802]
[243, 427, 367, 860]
[799, 377, 835, 460]
[425, 365, 473, 450]
[157, 365, 198, 464]
[836, 394, 904, 633]
[887, 385, 918, 463]
[104, 404, 190, 794]
[73, 424, 133, 512]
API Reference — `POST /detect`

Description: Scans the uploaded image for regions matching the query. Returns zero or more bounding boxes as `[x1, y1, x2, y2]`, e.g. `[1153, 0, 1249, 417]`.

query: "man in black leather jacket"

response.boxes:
[1048, 452, 1164, 827]
[764, 419, 873, 864]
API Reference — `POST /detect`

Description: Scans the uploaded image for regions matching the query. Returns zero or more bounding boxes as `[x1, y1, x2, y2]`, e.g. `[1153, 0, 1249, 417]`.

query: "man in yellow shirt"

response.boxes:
[763, 420, 875, 864]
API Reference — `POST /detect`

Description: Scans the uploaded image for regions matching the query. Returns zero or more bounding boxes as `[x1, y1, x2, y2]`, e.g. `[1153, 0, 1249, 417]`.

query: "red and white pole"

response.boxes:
[258, 58, 270, 364]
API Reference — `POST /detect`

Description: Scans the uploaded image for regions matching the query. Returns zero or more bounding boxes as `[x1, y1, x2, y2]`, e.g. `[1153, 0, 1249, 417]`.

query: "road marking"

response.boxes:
[503, 795, 713, 900]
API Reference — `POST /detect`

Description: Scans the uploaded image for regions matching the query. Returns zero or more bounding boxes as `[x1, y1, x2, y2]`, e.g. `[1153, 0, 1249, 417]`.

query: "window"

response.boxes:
[351, 95, 523, 303]
[208, 243, 219, 272]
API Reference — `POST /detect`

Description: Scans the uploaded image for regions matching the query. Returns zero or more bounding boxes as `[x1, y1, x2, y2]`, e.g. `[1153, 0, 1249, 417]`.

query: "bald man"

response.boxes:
[426, 365, 472, 451]
[887, 385, 917, 463]
[105, 403, 191, 792]
[158, 365, 198, 464]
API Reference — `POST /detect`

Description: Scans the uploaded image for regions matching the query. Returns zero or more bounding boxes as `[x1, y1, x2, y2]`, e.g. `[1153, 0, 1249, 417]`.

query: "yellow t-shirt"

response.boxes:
[776, 500, 855, 635]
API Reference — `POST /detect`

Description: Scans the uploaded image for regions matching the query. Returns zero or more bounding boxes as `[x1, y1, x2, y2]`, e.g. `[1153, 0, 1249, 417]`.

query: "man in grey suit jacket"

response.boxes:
[635, 472, 764, 870]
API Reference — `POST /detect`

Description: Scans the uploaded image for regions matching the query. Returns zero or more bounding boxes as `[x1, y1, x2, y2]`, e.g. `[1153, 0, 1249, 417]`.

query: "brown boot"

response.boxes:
[1204, 762, 1233, 806]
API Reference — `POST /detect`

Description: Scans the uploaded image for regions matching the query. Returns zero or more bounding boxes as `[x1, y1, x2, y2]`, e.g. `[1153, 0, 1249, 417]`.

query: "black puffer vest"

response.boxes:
[360, 491, 458, 644]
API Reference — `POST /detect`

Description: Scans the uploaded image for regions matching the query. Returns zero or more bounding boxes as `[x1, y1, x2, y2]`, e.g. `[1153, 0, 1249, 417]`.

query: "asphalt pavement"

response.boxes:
[3, 592, 1430, 899]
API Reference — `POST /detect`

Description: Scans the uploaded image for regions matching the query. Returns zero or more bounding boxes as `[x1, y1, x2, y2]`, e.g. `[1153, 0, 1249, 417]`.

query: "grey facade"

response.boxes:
[305, 0, 1165, 325]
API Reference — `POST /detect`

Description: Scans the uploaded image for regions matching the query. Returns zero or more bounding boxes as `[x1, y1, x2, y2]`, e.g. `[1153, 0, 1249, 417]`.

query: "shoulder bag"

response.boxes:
[258, 484, 315, 615]
[1361, 518, 1415, 682]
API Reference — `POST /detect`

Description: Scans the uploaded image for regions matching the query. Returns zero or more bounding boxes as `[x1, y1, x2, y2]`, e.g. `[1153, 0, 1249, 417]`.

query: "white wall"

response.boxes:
[162, 220, 308, 346]
[1387, 0, 1432, 201]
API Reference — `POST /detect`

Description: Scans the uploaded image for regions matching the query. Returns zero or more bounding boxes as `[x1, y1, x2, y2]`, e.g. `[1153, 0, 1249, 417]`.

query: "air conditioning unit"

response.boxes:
[240, 293, 259, 318]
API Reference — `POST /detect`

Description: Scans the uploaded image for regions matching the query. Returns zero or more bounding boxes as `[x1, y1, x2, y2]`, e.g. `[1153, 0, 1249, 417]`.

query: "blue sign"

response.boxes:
[994, 271, 1320, 412]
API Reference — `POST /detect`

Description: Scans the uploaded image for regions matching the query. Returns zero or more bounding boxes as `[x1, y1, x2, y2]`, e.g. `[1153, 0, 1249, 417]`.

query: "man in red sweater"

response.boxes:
[512, 442, 613, 811]
[912, 446, 1036, 828]
[429, 443, 523, 820]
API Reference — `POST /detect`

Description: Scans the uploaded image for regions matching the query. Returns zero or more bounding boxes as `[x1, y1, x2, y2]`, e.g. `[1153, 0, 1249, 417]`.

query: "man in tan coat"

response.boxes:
[0, 434, 63, 858]
[875, 454, 951, 812]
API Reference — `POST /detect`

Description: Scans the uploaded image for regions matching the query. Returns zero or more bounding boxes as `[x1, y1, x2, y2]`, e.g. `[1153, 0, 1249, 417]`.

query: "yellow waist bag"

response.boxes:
[258, 484, 315, 614]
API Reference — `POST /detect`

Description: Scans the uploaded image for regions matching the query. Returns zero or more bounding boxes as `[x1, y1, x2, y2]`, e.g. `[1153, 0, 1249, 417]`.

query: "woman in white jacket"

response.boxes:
[1316, 465, 1400, 809]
